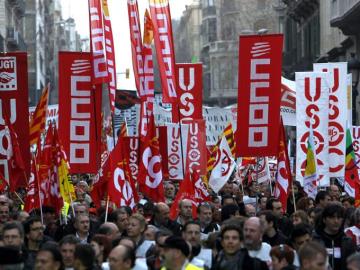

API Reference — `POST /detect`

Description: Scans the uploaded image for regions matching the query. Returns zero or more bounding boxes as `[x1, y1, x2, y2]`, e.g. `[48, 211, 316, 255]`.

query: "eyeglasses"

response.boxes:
[31, 226, 44, 232]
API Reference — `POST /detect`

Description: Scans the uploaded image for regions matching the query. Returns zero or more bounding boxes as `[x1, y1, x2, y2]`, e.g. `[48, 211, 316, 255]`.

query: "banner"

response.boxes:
[58, 52, 102, 173]
[175, 63, 203, 122]
[314, 63, 347, 177]
[88, 0, 109, 84]
[102, 0, 117, 112]
[348, 74, 352, 125]
[29, 104, 58, 129]
[0, 52, 30, 183]
[296, 72, 329, 187]
[149, 0, 177, 104]
[123, 136, 139, 182]
[281, 77, 296, 126]
[236, 34, 283, 157]
[165, 124, 184, 180]
[352, 126, 360, 175]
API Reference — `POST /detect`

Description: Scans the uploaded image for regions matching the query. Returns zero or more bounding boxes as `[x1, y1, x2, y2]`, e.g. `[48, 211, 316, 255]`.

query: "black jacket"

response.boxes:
[211, 248, 268, 270]
[313, 228, 356, 270]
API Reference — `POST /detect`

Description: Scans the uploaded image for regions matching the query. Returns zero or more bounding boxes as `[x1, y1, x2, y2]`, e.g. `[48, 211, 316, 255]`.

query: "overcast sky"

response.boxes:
[60, 0, 193, 90]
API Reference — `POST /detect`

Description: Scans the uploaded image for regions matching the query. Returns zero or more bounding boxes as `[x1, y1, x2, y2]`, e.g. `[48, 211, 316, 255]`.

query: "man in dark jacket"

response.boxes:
[312, 203, 356, 270]
[212, 224, 268, 270]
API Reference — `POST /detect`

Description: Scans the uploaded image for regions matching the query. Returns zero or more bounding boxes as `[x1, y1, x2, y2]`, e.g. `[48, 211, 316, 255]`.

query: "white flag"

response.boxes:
[209, 136, 236, 193]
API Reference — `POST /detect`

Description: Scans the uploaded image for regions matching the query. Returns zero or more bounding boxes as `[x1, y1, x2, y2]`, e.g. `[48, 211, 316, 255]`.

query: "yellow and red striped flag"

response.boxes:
[29, 84, 49, 146]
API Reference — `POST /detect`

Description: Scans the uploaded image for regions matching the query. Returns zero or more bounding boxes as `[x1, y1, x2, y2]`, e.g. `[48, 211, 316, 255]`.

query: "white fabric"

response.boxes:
[136, 240, 155, 258]
[248, 242, 271, 263]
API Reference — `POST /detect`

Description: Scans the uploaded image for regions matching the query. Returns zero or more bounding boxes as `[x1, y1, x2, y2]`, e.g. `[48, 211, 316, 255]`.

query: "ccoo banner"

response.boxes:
[236, 34, 283, 157]
[0, 52, 30, 182]
[313, 63, 347, 177]
[58, 52, 102, 174]
[296, 72, 330, 187]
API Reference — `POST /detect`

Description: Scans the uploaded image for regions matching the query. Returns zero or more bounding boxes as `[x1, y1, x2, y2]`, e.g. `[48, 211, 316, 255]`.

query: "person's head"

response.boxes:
[127, 213, 146, 240]
[97, 222, 119, 240]
[315, 190, 331, 209]
[220, 182, 233, 195]
[74, 214, 90, 235]
[290, 223, 312, 251]
[245, 204, 256, 217]
[0, 204, 10, 223]
[112, 207, 130, 232]
[0, 194, 10, 206]
[35, 242, 64, 270]
[182, 221, 201, 246]
[179, 199, 193, 219]
[108, 244, 135, 270]
[221, 204, 240, 222]
[220, 224, 242, 255]
[298, 241, 327, 270]
[243, 217, 263, 250]
[258, 210, 277, 234]
[144, 225, 158, 241]
[164, 182, 176, 199]
[291, 210, 309, 226]
[73, 244, 95, 270]
[160, 236, 190, 269]
[73, 203, 89, 216]
[23, 216, 44, 244]
[118, 236, 136, 250]
[197, 202, 213, 226]
[342, 196, 355, 210]
[329, 184, 341, 200]
[221, 194, 236, 206]
[59, 235, 80, 268]
[347, 252, 360, 270]
[3, 221, 24, 247]
[320, 203, 345, 235]
[270, 244, 295, 270]
[266, 198, 283, 218]
[258, 195, 268, 211]
[153, 202, 170, 225]
[296, 197, 315, 212]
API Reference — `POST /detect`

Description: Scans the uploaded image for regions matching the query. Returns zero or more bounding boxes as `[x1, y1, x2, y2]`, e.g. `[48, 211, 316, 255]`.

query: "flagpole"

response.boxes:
[292, 182, 297, 212]
[255, 157, 259, 212]
[34, 157, 44, 225]
[176, 105, 186, 177]
[14, 191, 25, 205]
[104, 195, 110, 222]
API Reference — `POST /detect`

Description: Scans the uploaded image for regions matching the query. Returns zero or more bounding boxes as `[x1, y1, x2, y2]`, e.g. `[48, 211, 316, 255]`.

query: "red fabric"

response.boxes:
[0, 53, 30, 185]
[58, 52, 102, 174]
[274, 118, 292, 212]
[137, 115, 165, 202]
[192, 170, 210, 203]
[169, 170, 197, 220]
[127, 0, 143, 96]
[174, 63, 203, 121]
[236, 34, 283, 157]
[149, 0, 177, 104]
[0, 172, 7, 192]
[88, 0, 109, 84]
[24, 157, 41, 212]
[91, 151, 111, 208]
[4, 114, 26, 191]
[108, 138, 139, 209]
[102, 0, 117, 112]
[122, 137, 140, 182]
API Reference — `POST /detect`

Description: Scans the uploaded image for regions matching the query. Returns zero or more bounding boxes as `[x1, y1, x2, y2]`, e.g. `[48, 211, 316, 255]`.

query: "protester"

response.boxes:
[197, 202, 220, 240]
[270, 244, 296, 270]
[35, 242, 64, 270]
[298, 241, 328, 270]
[258, 210, 288, 246]
[73, 243, 97, 270]
[74, 214, 91, 244]
[108, 244, 136, 270]
[315, 191, 331, 209]
[59, 235, 80, 270]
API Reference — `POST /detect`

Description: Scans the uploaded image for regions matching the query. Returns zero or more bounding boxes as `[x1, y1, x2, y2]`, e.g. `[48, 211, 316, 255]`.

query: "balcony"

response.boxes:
[7, 0, 25, 17]
[283, 0, 319, 23]
[6, 26, 27, 51]
[331, 0, 360, 35]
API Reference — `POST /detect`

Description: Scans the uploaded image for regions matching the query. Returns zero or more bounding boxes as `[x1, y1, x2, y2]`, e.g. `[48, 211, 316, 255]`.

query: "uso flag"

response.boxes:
[236, 34, 283, 157]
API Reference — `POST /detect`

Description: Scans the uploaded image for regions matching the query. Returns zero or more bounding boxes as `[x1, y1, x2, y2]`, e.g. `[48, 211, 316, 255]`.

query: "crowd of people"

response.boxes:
[1, 175, 360, 270]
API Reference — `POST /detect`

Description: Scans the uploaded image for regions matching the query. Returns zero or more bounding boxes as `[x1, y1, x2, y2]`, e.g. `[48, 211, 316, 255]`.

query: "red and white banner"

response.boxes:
[236, 34, 283, 157]
[165, 124, 184, 180]
[250, 157, 270, 184]
[102, 0, 117, 112]
[296, 72, 329, 187]
[127, 0, 143, 96]
[149, 0, 177, 104]
[175, 63, 203, 122]
[314, 63, 347, 177]
[88, 0, 109, 84]
[348, 74, 352, 125]
[0, 52, 30, 183]
[58, 52, 102, 174]
[352, 126, 360, 175]
[123, 136, 139, 182]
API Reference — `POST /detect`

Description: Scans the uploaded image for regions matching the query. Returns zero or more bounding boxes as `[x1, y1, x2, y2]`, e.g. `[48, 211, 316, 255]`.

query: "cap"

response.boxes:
[161, 236, 190, 257]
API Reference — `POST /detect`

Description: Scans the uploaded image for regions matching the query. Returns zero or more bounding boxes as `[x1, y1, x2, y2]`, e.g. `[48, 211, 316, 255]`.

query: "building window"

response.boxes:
[202, 0, 214, 7]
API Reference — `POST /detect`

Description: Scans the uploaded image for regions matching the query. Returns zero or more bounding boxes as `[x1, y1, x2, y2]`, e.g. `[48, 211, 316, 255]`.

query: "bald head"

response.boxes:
[154, 203, 170, 225]
[108, 245, 135, 270]
[243, 217, 263, 250]
[98, 222, 119, 239]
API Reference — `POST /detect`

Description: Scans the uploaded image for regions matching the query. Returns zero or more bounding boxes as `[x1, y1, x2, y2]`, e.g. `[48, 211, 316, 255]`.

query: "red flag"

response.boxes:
[102, 0, 117, 112]
[149, 0, 177, 104]
[192, 170, 210, 203]
[0, 172, 7, 192]
[138, 115, 165, 202]
[236, 34, 283, 157]
[274, 118, 292, 212]
[4, 115, 26, 191]
[91, 151, 111, 208]
[169, 171, 197, 220]
[108, 138, 139, 209]
[24, 157, 41, 212]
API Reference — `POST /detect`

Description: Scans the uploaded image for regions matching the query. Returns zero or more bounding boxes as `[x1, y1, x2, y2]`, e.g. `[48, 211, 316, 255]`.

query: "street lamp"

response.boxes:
[348, 53, 360, 125]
